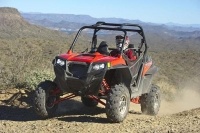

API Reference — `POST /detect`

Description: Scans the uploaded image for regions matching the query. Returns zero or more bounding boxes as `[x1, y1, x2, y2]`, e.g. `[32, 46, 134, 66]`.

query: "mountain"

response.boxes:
[21, 12, 200, 51]
[0, 7, 67, 40]
[22, 13, 143, 24]
[1, 7, 199, 52]
[0, 7, 75, 88]
[22, 13, 98, 26]
[0, 7, 75, 56]
[165, 22, 200, 30]
[21, 12, 200, 31]
[21, 13, 144, 32]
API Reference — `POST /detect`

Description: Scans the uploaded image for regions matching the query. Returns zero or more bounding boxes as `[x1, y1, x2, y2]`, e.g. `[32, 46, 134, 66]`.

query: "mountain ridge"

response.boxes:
[21, 12, 200, 38]
[21, 12, 200, 29]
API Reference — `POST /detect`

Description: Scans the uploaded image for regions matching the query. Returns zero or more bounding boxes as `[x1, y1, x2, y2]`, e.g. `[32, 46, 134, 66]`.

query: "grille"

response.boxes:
[68, 63, 89, 79]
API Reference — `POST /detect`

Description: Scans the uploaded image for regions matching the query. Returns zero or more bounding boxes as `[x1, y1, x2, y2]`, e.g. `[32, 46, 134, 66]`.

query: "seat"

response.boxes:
[97, 41, 109, 55]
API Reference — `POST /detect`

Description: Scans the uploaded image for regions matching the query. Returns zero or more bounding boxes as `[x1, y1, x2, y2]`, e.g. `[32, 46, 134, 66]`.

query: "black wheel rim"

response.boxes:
[46, 96, 56, 109]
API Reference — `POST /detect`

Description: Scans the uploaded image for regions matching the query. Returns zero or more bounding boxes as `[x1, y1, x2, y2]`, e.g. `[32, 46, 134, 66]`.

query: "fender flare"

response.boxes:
[145, 65, 158, 75]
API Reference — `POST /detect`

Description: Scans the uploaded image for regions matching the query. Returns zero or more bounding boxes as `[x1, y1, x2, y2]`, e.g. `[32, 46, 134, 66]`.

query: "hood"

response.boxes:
[59, 52, 117, 63]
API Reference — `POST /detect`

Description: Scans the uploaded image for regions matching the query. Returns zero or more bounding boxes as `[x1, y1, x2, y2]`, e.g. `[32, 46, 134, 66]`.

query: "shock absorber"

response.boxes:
[102, 78, 110, 93]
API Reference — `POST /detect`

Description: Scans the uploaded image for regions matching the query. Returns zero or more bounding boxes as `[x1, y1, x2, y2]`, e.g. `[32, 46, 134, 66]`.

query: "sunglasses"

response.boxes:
[116, 36, 124, 39]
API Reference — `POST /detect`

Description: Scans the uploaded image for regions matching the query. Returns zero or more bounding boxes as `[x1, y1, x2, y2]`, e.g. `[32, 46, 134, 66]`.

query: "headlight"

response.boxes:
[92, 63, 105, 70]
[56, 59, 65, 66]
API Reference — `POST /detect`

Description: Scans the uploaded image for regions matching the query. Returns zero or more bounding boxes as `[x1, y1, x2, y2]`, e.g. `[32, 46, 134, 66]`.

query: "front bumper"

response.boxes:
[53, 60, 106, 95]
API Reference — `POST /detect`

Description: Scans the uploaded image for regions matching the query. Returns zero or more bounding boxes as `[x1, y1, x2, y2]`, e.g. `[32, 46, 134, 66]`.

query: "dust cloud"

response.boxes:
[159, 80, 200, 115]
[129, 80, 200, 115]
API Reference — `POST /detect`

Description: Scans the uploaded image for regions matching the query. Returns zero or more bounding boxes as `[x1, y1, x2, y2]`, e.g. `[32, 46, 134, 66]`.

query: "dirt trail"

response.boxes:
[0, 87, 200, 133]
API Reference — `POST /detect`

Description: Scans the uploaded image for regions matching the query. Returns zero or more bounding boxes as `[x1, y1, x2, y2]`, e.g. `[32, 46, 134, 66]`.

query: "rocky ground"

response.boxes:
[0, 88, 200, 133]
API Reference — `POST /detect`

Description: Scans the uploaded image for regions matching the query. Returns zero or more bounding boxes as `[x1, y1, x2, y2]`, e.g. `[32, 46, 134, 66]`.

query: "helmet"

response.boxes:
[115, 35, 123, 50]
[115, 35, 129, 50]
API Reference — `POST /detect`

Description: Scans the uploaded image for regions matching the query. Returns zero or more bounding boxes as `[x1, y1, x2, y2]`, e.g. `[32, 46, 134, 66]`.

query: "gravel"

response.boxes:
[0, 89, 200, 133]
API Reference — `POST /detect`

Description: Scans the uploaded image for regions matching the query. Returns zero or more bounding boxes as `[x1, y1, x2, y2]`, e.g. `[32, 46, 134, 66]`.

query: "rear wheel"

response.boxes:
[33, 80, 59, 118]
[81, 96, 98, 107]
[106, 84, 130, 123]
[140, 84, 161, 115]
[140, 94, 147, 113]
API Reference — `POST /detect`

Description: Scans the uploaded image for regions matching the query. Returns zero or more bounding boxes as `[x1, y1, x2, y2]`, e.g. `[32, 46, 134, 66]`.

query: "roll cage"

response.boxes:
[68, 22, 148, 57]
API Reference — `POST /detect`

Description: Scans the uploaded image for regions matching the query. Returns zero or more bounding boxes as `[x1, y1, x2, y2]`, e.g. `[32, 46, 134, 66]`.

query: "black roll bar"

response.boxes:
[69, 22, 148, 57]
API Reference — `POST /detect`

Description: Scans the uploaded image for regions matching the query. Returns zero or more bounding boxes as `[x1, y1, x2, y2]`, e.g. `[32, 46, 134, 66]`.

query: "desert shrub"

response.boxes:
[0, 39, 44, 89]
[0, 37, 68, 90]
[21, 69, 55, 90]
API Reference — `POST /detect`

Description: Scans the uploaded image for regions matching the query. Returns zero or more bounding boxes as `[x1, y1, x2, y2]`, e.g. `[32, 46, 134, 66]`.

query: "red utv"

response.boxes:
[33, 22, 161, 122]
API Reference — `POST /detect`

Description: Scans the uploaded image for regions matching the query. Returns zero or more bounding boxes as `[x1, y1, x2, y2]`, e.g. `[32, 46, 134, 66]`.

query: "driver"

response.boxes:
[110, 35, 126, 56]
[116, 35, 129, 51]
[110, 35, 137, 61]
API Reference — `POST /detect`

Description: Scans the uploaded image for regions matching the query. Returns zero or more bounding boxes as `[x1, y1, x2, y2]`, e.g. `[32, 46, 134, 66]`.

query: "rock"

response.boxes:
[0, 90, 6, 94]
[20, 89, 26, 94]
[21, 102, 28, 106]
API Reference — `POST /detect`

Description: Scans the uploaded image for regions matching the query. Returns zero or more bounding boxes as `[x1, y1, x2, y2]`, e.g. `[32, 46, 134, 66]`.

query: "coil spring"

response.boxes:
[102, 78, 110, 92]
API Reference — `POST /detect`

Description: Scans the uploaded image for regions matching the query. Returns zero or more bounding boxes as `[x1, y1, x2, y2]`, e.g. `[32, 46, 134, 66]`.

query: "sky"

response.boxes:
[0, 0, 200, 24]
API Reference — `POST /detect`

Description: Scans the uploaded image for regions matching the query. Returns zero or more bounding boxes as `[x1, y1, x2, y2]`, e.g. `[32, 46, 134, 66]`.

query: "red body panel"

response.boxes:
[142, 61, 152, 76]
[59, 52, 126, 66]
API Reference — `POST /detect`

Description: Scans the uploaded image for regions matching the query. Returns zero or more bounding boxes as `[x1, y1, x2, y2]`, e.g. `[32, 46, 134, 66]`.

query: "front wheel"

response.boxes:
[106, 84, 130, 123]
[33, 80, 59, 118]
